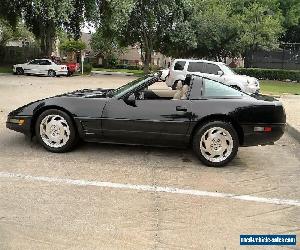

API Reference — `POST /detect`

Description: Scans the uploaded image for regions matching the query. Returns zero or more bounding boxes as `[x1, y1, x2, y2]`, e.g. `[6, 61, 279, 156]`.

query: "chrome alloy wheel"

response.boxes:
[200, 127, 233, 163]
[39, 115, 70, 148]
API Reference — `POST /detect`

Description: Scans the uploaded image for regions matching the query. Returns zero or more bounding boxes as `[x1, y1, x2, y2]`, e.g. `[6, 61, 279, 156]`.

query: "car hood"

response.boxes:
[226, 74, 257, 82]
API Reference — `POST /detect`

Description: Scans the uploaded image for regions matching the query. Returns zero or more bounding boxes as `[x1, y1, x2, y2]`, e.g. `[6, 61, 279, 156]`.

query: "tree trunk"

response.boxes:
[39, 21, 55, 57]
[143, 50, 151, 74]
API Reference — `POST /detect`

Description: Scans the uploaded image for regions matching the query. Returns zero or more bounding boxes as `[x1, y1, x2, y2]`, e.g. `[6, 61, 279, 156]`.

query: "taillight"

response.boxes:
[254, 127, 272, 132]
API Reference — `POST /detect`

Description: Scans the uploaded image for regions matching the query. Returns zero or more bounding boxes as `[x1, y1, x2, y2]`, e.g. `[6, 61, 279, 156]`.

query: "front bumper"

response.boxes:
[6, 116, 32, 135]
[242, 123, 286, 146]
[244, 84, 260, 94]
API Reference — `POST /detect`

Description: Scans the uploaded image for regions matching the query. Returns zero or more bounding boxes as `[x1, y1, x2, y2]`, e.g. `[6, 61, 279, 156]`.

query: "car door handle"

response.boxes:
[176, 106, 188, 112]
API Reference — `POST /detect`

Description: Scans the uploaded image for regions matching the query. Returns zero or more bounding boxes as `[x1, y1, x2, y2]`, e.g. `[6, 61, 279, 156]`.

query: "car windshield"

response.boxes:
[107, 76, 149, 98]
[219, 64, 236, 75]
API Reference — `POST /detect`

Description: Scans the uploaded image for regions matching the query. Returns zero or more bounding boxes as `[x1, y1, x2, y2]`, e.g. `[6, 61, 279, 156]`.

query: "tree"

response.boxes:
[237, 1, 284, 51]
[117, 0, 198, 73]
[91, 29, 125, 65]
[0, 19, 35, 47]
[188, 0, 241, 60]
[60, 39, 86, 62]
[22, 0, 77, 57]
[0, 0, 25, 28]
[90, 0, 133, 64]
[278, 0, 300, 43]
[65, 0, 100, 40]
[155, 0, 197, 58]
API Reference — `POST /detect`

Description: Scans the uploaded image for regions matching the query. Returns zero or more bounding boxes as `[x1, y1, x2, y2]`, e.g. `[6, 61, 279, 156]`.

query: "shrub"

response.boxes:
[114, 64, 141, 70]
[233, 68, 300, 82]
[82, 62, 92, 74]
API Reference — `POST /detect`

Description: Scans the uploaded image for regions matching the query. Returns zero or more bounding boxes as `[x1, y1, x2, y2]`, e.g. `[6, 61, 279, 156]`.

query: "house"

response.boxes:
[117, 44, 171, 68]
[79, 32, 171, 68]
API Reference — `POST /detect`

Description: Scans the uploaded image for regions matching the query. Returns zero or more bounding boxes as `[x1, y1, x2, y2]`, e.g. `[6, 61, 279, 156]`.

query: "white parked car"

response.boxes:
[13, 59, 68, 77]
[166, 59, 260, 94]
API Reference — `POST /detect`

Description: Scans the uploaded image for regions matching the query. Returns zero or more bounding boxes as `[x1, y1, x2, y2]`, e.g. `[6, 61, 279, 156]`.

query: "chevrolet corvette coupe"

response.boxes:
[6, 75, 286, 167]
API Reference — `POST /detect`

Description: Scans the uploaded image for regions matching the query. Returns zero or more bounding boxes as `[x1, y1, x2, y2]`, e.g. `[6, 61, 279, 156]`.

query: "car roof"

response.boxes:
[31, 58, 52, 61]
[174, 59, 224, 66]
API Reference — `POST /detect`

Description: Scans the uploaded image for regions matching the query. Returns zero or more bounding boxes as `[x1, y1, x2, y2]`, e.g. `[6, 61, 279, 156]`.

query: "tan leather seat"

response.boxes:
[181, 85, 189, 99]
[173, 81, 189, 100]
[173, 81, 183, 100]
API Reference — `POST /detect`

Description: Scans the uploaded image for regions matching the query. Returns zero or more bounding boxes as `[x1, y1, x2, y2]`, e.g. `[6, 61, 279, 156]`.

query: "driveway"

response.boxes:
[0, 75, 299, 249]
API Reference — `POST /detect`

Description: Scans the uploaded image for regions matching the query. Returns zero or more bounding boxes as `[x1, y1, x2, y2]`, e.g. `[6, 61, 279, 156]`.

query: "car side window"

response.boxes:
[189, 77, 203, 99]
[187, 62, 206, 73]
[203, 79, 243, 97]
[205, 63, 221, 75]
[174, 61, 186, 71]
[40, 60, 51, 65]
[29, 60, 39, 65]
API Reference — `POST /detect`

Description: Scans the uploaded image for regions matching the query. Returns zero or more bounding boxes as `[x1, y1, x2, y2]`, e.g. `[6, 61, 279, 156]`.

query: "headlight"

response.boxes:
[8, 118, 25, 125]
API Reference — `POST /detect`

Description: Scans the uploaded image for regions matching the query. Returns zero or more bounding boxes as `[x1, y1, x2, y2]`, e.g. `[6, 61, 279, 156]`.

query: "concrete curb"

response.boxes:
[286, 123, 300, 143]
[91, 71, 134, 76]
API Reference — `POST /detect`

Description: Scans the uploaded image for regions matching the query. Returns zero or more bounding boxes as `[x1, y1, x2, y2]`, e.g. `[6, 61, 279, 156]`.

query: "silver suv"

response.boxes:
[166, 59, 260, 94]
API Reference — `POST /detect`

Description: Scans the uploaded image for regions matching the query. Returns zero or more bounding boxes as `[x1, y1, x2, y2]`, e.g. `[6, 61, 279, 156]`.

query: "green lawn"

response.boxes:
[260, 80, 300, 95]
[92, 67, 144, 76]
[0, 66, 12, 73]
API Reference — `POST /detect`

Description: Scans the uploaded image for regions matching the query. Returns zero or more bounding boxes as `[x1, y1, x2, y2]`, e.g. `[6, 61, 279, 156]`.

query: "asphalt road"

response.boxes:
[0, 75, 299, 250]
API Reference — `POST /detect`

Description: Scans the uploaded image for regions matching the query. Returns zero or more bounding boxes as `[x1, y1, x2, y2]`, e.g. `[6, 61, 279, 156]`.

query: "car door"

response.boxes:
[23, 59, 39, 74]
[38, 60, 51, 75]
[101, 97, 192, 146]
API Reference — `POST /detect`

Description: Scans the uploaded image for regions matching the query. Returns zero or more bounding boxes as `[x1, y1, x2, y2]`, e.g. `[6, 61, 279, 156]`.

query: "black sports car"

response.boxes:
[6, 75, 286, 167]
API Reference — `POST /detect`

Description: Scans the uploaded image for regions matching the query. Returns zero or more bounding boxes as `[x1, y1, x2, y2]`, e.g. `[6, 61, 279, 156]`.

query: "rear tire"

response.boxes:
[35, 109, 78, 153]
[48, 70, 56, 77]
[192, 121, 239, 167]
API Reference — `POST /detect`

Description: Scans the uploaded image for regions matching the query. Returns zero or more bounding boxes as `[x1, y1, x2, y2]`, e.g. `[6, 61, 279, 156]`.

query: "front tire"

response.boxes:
[35, 109, 78, 153]
[192, 121, 239, 167]
[16, 67, 24, 75]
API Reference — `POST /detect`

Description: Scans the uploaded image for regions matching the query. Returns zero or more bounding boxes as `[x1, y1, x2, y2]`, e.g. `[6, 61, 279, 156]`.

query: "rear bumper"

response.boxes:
[241, 123, 285, 146]
[56, 70, 68, 76]
[6, 115, 32, 135]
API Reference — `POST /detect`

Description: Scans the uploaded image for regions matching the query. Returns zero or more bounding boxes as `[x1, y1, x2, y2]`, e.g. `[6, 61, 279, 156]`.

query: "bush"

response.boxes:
[113, 64, 141, 70]
[82, 62, 92, 74]
[233, 68, 300, 82]
[149, 64, 160, 72]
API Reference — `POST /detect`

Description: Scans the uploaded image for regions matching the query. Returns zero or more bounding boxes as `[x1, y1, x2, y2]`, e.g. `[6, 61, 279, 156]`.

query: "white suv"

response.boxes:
[166, 59, 260, 94]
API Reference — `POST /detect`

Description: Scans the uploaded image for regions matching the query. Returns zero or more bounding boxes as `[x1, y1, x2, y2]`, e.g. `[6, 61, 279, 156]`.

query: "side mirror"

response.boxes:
[124, 93, 136, 107]
[217, 70, 224, 76]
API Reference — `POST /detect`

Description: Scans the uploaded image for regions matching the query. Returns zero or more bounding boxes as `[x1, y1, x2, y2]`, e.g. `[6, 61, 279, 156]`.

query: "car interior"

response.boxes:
[133, 76, 192, 100]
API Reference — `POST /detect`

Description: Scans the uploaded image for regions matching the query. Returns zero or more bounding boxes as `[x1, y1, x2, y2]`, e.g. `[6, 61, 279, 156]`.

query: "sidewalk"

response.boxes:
[280, 95, 300, 142]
